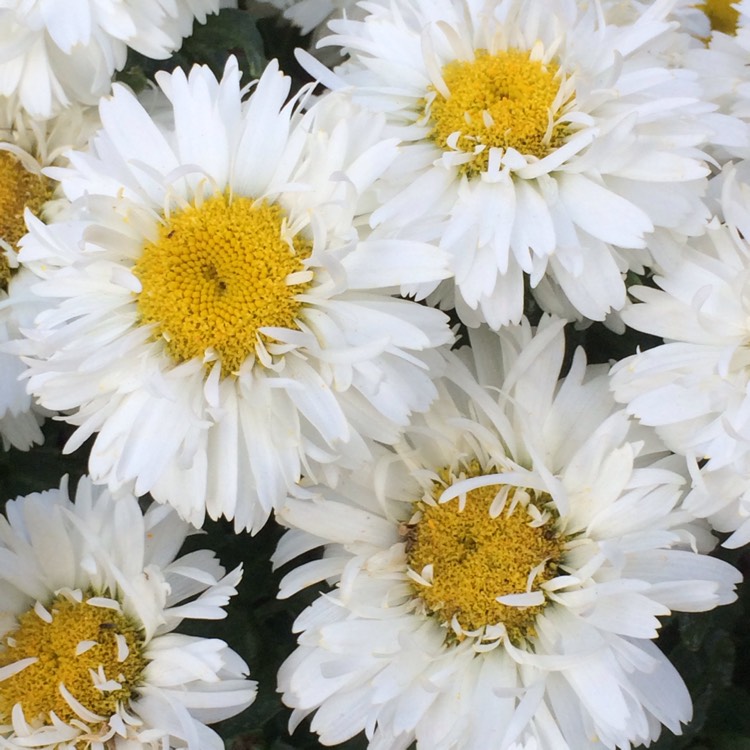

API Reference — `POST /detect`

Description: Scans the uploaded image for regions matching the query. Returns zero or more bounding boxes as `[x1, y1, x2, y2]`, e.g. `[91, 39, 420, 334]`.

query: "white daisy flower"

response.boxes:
[592, 0, 750, 164]
[18, 58, 452, 532]
[0, 98, 100, 450]
[681, 0, 750, 160]
[276, 316, 740, 750]
[1, 268, 46, 451]
[0, 474, 256, 749]
[0, 0, 233, 120]
[302, 0, 719, 327]
[611, 161, 750, 546]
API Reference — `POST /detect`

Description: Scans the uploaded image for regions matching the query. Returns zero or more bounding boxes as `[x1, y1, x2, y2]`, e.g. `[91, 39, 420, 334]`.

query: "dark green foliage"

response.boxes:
[116, 8, 267, 92]
[0, 420, 88, 499]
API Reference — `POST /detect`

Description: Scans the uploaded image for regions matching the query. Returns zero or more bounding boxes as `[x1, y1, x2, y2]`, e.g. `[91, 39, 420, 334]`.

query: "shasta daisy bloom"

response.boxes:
[275, 316, 741, 750]
[1, 268, 47, 450]
[0, 475, 256, 749]
[0, 99, 99, 450]
[304, 0, 719, 327]
[18, 59, 452, 532]
[0, 0, 232, 120]
[680, 0, 750, 161]
[611, 162, 750, 546]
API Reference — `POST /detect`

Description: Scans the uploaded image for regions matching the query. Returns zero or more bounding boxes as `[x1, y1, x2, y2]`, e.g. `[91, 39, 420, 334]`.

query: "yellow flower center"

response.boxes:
[406, 464, 563, 642]
[0, 150, 54, 289]
[133, 194, 313, 375]
[0, 592, 146, 726]
[426, 49, 570, 177]
[698, 0, 739, 34]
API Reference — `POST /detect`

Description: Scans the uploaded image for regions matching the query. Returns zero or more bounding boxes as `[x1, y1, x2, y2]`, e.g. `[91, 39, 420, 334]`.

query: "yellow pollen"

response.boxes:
[133, 194, 313, 375]
[0, 592, 146, 725]
[406, 464, 563, 642]
[698, 0, 740, 34]
[0, 150, 54, 289]
[426, 49, 569, 177]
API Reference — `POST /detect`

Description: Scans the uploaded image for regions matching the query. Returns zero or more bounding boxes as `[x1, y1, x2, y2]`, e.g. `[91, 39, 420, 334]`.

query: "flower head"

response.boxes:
[0, 475, 256, 749]
[611, 161, 750, 546]
[276, 316, 740, 749]
[0, 98, 100, 450]
[18, 58, 452, 532]
[0, 0, 230, 119]
[306, 0, 719, 327]
[681, 0, 750, 161]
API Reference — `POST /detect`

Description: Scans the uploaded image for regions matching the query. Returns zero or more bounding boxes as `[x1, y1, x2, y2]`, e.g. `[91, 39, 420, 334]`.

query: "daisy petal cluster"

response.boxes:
[17, 58, 452, 532]
[0, 0, 233, 119]
[1, 98, 100, 450]
[682, 0, 750, 160]
[0, 475, 256, 749]
[303, 0, 723, 327]
[611, 162, 750, 546]
[0, 267, 46, 450]
[276, 317, 741, 750]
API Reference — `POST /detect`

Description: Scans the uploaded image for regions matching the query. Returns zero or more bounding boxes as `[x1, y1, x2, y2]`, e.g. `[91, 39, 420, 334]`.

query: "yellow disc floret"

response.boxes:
[698, 0, 740, 34]
[426, 49, 569, 177]
[406, 464, 563, 643]
[133, 194, 313, 374]
[0, 592, 146, 725]
[0, 150, 54, 289]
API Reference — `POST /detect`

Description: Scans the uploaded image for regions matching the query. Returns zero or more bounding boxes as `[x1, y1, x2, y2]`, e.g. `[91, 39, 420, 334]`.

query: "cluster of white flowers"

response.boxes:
[2, 0, 750, 748]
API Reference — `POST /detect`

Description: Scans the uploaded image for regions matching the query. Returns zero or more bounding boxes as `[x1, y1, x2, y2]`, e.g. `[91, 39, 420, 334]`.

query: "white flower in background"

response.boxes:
[0, 98, 100, 450]
[682, 0, 750, 160]
[611, 162, 750, 546]
[276, 316, 740, 750]
[592, 0, 750, 164]
[632, 0, 736, 41]
[0, 0, 233, 119]
[18, 58, 452, 533]
[0, 475, 256, 749]
[303, 0, 720, 328]
[1, 268, 46, 451]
